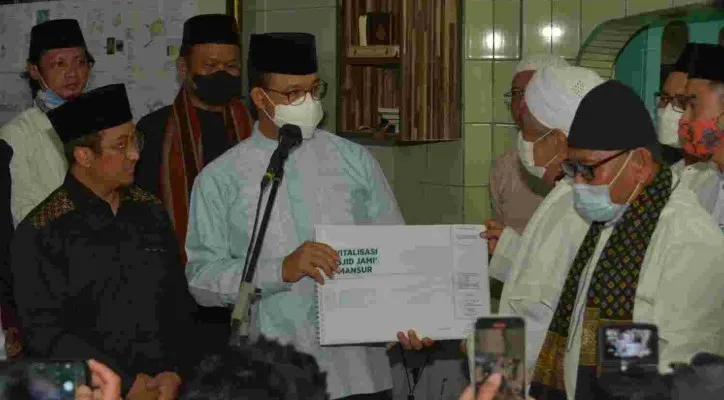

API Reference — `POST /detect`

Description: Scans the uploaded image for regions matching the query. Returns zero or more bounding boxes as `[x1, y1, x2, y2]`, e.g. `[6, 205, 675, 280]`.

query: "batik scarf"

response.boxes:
[530, 165, 673, 400]
[160, 89, 252, 264]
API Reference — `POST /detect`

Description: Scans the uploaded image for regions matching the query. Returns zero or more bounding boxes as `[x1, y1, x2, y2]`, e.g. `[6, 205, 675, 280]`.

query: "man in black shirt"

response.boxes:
[134, 13, 251, 354]
[10, 84, 197, 399]
[134, 14, 251, 259]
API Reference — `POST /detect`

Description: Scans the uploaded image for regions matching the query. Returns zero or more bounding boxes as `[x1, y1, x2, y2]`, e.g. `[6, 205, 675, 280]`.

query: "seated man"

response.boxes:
[499, 81, 724, 400]
[10, 84, 198, 399]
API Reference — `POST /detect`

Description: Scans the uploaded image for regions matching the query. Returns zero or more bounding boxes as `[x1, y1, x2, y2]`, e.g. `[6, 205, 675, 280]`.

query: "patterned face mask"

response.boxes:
[678, 114, 724, 158]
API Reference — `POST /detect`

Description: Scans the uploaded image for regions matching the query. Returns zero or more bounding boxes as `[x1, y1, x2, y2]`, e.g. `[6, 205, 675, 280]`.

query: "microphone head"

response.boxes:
[278, 124, 303, 149]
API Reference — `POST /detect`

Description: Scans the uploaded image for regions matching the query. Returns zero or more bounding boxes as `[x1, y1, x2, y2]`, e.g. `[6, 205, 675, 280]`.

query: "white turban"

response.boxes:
[524, 66, 605, 135]
[514, 53, 569, 74]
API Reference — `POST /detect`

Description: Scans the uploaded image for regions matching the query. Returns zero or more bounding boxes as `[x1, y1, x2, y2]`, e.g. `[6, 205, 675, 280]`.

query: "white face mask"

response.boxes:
[656, 104, 683, 148]
[517, 130, 558, 179]
[262, 92, 324, 140]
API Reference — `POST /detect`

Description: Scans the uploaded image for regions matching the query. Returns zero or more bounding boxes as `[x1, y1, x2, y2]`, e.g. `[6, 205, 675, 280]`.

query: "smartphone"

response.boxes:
[471, 317, 526, 398]
[0, 359, 89, 400]
[597, 323, 659, 376]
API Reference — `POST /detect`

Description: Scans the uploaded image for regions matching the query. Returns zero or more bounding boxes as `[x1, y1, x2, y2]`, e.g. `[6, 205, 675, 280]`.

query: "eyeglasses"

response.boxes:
[561, 149, 630, 180]
[264, 81, 328, 106]
[503, 89, 525, 108]
[654, 92, 691, 113]
[48, 58, 90, 72]
[102, 130, 145, 155]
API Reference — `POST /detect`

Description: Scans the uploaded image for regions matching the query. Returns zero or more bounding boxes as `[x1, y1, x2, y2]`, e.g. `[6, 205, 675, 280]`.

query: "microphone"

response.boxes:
[261, 124, 302, 188]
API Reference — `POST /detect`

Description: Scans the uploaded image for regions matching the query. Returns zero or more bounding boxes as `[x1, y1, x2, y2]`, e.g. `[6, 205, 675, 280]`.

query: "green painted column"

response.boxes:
[688, 20, 723, 44]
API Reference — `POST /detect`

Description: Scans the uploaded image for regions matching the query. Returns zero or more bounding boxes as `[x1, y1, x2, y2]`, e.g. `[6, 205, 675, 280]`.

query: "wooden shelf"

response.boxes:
[344, 57, 401, 67]
[337, 0, 462, 143]
[337, 131, 399, 146]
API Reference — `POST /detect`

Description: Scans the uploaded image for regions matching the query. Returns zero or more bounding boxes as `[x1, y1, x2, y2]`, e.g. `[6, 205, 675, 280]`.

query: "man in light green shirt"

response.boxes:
[185, 33, 403, 400]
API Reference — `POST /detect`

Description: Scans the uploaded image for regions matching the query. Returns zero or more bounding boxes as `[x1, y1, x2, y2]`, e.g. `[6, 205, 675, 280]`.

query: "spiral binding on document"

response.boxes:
[314, 282, 325, 345]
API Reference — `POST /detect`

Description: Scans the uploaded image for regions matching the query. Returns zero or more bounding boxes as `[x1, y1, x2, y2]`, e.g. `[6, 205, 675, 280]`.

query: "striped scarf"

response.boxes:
[159, 89, 251, 264]
[530, 166, 673, 400]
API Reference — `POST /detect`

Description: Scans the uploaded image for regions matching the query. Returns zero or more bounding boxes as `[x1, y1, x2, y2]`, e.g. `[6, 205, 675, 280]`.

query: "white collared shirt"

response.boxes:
[0, 106, 67, 226]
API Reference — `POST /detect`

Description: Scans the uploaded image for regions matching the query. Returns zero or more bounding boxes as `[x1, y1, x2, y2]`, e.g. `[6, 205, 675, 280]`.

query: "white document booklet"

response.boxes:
[314, 224, 490, 346]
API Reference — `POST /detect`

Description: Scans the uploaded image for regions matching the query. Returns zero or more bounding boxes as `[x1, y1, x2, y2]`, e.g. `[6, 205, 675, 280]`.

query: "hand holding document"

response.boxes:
[314, 225, 490, 345]
[282, 241, 340, 284]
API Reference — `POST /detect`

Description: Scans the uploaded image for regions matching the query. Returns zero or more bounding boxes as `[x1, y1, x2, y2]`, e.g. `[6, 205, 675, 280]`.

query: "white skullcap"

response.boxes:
[514, 53, 569, 74]
[524, 66, 605, 135]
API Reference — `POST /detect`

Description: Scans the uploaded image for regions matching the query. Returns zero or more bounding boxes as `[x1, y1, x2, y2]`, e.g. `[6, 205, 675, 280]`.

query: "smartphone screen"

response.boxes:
[472, 317, 526, 398]
[0, 360, 88, 400]
[598, 324, 659, 374]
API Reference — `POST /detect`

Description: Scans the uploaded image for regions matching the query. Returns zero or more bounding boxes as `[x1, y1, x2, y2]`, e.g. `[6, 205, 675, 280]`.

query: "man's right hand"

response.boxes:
[282, 241, 340, 284]
[126, 374, 159, 400]
[480, 220, 505, 255]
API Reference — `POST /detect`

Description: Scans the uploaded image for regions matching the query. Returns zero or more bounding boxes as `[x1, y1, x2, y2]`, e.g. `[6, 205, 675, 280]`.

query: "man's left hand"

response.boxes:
[146, 372, 181, 400]
[390, 330, 435, 351]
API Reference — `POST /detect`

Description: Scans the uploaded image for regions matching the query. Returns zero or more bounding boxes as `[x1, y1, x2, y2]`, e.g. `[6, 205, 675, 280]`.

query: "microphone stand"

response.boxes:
[229, 150, 290, 348]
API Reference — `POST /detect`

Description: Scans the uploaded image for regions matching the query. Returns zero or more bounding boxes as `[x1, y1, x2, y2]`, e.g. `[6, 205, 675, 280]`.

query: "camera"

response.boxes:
[598, 323, 659, 376]
[470, 317, 526, 399]
[0, 359, 89, 400]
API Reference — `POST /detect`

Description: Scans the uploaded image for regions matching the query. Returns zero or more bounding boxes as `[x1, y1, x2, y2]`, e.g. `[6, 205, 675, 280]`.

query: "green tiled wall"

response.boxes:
[430, 0, 704, 226]
[241, 0, 338, 131]
[238, 0, 708, 225]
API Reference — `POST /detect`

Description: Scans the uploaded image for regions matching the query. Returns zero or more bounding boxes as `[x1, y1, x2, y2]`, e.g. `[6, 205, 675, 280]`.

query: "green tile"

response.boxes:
[464, 61, 493, 123]
[492, 124, 518, 161]
[242, 0, 265, 11]
[394, 145, 428, 184]
[523, 0, 552, 57]
[465, 0, 494, 59]
[366, 146, 396, 186]
[581, 0, 625, 45]
[394, 181, 426, 224]
[493, 61, 516, 124]
[553, 0, 581, 59]
[493, 0, 522, 59]
[672, 0, 705, 4]
[626, 0, 673, 15]
[464, 186, 492, 224]
[241, 11, 265, 94]
[464, 124, 493, 187]
[318, 60, 337, 131]
[264, 8, 337, 62]
[424, 141, 464, 186]
[421, 184, 465, 224]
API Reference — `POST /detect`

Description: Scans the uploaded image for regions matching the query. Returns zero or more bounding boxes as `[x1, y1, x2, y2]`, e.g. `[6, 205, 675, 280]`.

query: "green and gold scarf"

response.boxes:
[530, 166, 673, 400]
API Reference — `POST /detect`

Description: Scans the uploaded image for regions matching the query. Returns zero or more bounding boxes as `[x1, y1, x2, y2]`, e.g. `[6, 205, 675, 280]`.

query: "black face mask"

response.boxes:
[192, 71, 242, 106]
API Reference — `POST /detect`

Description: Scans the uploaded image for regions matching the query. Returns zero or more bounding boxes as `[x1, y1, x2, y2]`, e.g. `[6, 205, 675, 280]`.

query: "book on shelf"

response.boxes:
[378, 107, 400, 134]
[347, 45, 400, 58]
[358, 12, 395, 47]
[366, 12, 393, 45]
[358, 15, 368, 46]
[378, 107, 399, 114]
